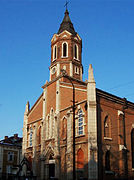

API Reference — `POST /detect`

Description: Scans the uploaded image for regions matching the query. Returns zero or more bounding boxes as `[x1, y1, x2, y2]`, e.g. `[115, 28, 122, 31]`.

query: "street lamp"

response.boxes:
[61, 70, 76, 180]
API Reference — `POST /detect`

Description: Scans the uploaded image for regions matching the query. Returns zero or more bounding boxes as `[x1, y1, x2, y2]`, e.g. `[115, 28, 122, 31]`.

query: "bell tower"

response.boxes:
[50, 9, 83, 81]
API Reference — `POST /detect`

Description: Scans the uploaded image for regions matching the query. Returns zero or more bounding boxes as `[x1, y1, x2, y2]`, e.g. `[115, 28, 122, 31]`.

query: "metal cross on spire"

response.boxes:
[64, 1, 69, 10]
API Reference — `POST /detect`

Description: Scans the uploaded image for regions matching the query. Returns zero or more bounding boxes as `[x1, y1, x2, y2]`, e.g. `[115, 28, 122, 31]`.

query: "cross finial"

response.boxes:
[64, 1, 69, 10]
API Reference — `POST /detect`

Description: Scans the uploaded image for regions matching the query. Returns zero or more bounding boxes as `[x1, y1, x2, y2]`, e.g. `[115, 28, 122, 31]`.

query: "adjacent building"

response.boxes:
[22, 9, 134, 180]
[0, 134, 22, 179]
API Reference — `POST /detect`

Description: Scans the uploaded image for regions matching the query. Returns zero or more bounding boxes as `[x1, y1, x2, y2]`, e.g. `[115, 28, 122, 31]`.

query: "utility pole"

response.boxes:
[61, 70, 76, 180]
[122, 98, 128, 178]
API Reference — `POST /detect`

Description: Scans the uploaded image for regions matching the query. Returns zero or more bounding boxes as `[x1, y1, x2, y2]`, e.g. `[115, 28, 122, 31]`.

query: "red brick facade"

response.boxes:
[22, 9, 134, 180]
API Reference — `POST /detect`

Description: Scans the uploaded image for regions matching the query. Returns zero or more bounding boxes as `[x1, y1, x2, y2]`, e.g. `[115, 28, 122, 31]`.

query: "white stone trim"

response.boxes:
[104, 137, 112, 141]
[58, 30, 72, 36]
[118, 110, 124, 116]
[62, 35, 67, 38]
[43, 88, 47, 120]
[119, 144, 127, 151]
[60, 84, 87, 92]
[49, 159, 55, 164]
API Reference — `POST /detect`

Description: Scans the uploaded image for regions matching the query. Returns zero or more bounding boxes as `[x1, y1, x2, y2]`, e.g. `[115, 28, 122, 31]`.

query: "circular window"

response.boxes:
[51, 67, 57, 75]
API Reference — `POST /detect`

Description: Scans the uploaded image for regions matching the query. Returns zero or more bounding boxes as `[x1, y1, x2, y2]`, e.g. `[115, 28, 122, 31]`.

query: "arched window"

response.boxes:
[74, 44, 78, 59]
[104, 116, 110, 137]
[77, 148, 84, 169]
[53, 45, 57, 60]
[105, 150, 110, 171]
[62, 42, 68, 57]
[62, 117, 67, 139]
[131, 129, 134, 168]
[78, 109, 84, 135]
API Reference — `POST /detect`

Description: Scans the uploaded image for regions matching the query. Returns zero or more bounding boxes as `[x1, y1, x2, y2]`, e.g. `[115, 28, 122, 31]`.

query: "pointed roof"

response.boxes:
[58, 9, 76, 35]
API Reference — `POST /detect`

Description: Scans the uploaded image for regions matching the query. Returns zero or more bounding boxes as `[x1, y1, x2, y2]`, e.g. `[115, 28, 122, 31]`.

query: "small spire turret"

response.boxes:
[88, 64, 95, 83]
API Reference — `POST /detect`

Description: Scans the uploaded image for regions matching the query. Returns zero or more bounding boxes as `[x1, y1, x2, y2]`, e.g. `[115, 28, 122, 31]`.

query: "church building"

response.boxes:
[22, 8, 134, 180]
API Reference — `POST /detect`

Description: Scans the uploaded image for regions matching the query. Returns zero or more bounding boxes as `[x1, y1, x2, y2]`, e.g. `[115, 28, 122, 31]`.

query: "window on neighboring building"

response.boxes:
[62, 42, 68, 57]
[74, 44, 78, 59]
[131, 129, 134, 168]
[29, 127, 33, 147]
[105, 150, 110, 171]
[77, 148, 84, 169]
[7, 152, 14, 162]
[78, 109, 84, 135]
[104, 116, 110, 137]
[6, 165, 12, 174]
[53, 45, 57, 60]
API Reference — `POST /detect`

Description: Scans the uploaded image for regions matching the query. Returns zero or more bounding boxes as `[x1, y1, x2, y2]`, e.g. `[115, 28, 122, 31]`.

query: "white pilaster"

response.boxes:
[55, 80, 60, 179]
[87, 64, 98, 180]
[70, 62, 73, 77]
[22, 101, 30, 156]
[57, 63, 60, 77]
[41, 87, 47, 180]
[56, 80, 60, 114]
[66, 110, 73, 180]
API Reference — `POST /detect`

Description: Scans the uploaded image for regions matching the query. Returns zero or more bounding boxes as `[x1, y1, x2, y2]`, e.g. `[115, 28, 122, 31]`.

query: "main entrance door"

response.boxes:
[49, 163, 55, 178]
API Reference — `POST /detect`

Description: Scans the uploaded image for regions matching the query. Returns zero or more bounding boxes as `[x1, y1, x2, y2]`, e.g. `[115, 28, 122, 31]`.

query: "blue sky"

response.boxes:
[0, 0, 134, 140]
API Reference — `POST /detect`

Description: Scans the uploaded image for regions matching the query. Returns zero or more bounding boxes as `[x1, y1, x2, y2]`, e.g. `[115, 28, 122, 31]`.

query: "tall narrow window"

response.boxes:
[74, 44, 78, 59]
[77, 148, 84, 169]
[104, 116, 110, 137]
[119, 114, 124, 145]
[105, 150, 110, 171]
[53, 45, 57, 60]
[38, 126, 41, 145]
[63, 42, 67, 57]
[48, 116, 50, 139]
[75, 66, 79, 74]
[131, 129, 134, 168]
[29, 127, 33, 147]
[78, 109, 84, 135]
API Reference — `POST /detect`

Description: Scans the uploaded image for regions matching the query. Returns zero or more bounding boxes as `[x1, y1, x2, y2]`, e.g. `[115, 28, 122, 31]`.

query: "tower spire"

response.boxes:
[58, 5, 76, 35]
